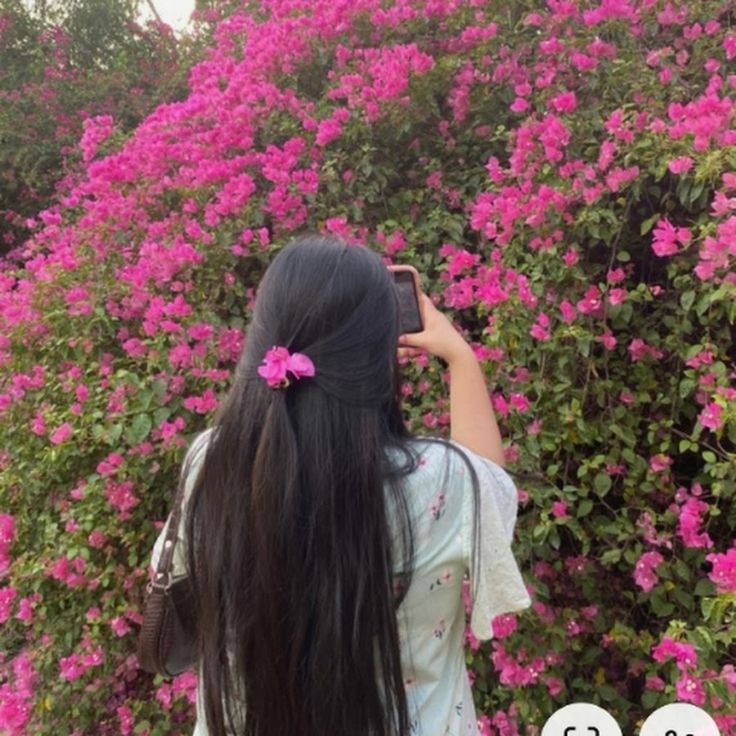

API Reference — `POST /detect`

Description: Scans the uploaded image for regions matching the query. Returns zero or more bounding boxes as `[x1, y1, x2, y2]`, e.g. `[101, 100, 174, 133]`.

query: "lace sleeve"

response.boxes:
[454, 443, 531, 640]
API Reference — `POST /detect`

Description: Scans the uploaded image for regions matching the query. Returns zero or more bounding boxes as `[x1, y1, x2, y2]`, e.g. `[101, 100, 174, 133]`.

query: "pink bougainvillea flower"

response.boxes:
[649, 453, 672, 472]
[698, 401, 724, 430]
[676, 672, 706, 706]
[668, 156, 694, 174]
[562, 247, 579, 267]
[182, 389, 219, 414]
[110, 615, 132, 637]
[706, 547, 736, 593]
[677, 496, 713, 549]
[509, 393, 531, 412]
[595, 329, 617, 351]
[652, 636, 698, 668]
[529, 312, 551, 341]
[634, 551, 664, 592]
[0, 586, 17, 624]
[629, 338, 664, 362]
[29, 412, 46, 436]
[606, 266, 626, 283]
[576, 285, 603, 315]
[651, 218, 690, 256]
[0, 512, 16, 574]
[490, 613, 517, 639]
[49, 422, 73, 445]
[550, 91, 577, 113]
[257, 346, 316, 388]
[724, 34, 736, 59]
[646, 675, 666, 691]
[105, 480, 139, 516]
[723, 171, 736, 189]
[559, 299, 577, 324]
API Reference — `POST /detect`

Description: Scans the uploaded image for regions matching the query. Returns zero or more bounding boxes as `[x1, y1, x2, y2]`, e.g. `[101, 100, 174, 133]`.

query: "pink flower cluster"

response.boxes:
[706, 546, 736, 593]
[698, 401, 724, 430]
[155, 670, 198, 710]
[677, 496, 713, 549]
[79, 115, 115, 163]
[328, 43, 435, 122]
[59, 644, 105, 681]
[0, 514, 14, 574]
[491, 641, 547, 687]
[651, 218, 692, 257]
[652, 636, 704, 706]
[105, 480, 139, 520]
[634, 551, 664, 592]
[695, 215, 736, 280]
[0, 651, 37, 735]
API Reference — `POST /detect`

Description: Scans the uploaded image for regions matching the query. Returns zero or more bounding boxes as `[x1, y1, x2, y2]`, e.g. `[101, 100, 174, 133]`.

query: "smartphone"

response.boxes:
[388, 265, 424, 334]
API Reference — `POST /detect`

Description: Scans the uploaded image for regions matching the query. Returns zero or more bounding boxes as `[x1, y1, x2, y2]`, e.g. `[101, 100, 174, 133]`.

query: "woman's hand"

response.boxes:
[397, 293, 474, 365]
[397, 291, 505, 465]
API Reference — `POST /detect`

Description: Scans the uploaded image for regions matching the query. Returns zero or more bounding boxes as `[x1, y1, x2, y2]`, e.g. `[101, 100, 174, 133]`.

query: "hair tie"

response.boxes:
[257, 346, 315, 389]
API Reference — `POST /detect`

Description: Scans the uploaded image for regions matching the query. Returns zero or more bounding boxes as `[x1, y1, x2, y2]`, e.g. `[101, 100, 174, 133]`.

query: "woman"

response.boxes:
[150, 234, 530, 736]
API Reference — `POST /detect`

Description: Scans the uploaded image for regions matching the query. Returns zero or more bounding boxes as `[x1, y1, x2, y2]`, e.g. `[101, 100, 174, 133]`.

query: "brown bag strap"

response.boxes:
[150, 460, 191, 592]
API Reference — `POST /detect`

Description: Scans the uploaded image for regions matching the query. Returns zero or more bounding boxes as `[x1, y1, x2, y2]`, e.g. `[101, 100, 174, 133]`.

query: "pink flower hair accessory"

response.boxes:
[257, 346, 315, 389]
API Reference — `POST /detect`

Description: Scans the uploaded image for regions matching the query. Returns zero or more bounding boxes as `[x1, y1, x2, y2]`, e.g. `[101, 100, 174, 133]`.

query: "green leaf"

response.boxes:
[642, 689, 660, 709]
[650, 590, 675, 617]
[694, 578, 715, 597]
[126, 413, 152, 445]
[152, 407, 171, 426]
[679, 290, 696, 312]
[593, 473, 612, 496]
[600, 549, 622, 565]
[598, 684, 619, 702]
[673, 558, 691, 582]
[577, 499, 594, 517]
[689, 181, 704, 205]
[108, 423, 123, 445]
[640, 214, 659, 236]
[672, 587, 693, 610]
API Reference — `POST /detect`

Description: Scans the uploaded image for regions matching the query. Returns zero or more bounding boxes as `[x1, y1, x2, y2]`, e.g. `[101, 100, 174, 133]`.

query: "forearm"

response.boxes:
[447, 347, 506, 466]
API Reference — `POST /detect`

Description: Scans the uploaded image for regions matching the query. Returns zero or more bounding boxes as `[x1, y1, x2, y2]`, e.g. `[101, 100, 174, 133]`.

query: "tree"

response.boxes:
[0, 0, 198, 256]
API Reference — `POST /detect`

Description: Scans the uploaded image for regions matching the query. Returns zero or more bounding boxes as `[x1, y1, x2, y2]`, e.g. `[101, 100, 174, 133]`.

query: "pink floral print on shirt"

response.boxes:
[429, 491, 446, 520]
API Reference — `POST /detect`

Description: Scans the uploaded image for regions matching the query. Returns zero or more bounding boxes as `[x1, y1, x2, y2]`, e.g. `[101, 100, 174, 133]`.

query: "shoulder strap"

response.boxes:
[151, 465, 190, 590]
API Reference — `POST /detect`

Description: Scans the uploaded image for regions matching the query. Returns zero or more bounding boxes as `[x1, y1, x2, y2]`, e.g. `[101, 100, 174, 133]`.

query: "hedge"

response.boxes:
[0, 0, 734, 733]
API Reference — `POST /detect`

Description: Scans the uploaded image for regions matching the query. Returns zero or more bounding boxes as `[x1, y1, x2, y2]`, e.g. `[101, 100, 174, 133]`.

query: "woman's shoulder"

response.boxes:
[184, 427, 215, 465]
[399, 436, 478, 493]
[405, 437, 517, 515]
[405, 435, 501, 479]
[179, 428, 216, 499]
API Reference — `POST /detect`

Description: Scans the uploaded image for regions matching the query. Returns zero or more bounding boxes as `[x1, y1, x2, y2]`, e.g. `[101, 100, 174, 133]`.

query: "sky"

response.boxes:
[138, 0, 196, 31]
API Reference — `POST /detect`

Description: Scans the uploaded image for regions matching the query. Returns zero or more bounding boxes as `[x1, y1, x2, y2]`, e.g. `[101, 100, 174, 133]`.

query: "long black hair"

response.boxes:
[184, 234, 426, 736]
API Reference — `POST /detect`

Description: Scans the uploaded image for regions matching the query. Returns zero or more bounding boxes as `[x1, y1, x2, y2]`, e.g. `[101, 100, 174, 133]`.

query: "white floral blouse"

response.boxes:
[150, 431, 531, 736]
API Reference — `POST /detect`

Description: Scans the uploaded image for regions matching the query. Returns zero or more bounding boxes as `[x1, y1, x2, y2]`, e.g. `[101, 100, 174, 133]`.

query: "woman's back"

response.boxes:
[152, 432, 529, 736]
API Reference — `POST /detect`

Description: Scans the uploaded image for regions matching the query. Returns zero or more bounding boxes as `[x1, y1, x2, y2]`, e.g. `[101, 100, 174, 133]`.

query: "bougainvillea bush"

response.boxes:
[1, 0, 735, 733]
